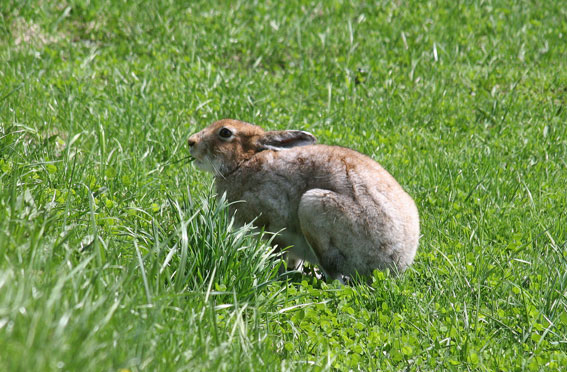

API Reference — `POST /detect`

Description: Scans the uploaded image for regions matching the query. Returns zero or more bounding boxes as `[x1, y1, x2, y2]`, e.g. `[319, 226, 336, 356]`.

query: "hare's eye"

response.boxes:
[219, 128, 233, 139]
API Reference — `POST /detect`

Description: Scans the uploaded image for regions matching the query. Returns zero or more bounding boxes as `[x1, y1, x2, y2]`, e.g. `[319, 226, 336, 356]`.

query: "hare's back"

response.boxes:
[270, 144, 402, 192]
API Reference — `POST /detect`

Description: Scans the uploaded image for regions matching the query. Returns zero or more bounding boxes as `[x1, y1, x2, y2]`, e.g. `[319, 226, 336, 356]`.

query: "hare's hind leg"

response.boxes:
[298, 189, 363, 282]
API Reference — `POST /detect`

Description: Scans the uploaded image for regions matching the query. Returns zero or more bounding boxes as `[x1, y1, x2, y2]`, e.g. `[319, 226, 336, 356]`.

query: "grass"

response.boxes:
[1, 0, 566, 370]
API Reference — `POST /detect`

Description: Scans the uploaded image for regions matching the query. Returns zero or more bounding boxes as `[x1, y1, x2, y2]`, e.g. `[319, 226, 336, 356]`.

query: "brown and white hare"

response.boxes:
[188, 119, 419, 282]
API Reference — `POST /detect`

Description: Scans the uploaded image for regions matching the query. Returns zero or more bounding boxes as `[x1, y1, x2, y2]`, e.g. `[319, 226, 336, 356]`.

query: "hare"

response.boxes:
[188, 119, 419, 282]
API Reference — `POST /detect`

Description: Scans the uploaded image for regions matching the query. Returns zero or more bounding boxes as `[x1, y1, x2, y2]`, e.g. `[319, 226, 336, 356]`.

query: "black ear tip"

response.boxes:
[302, 131, 317, 142]
[295, 131, 317, 144]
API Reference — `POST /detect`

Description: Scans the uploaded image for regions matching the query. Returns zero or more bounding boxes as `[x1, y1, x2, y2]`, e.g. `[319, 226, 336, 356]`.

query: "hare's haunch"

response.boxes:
[188, 119, 419, 281]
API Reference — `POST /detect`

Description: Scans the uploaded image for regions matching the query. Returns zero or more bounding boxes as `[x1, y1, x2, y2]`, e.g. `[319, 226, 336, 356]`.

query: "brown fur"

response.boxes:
[188, 119, 420, 281]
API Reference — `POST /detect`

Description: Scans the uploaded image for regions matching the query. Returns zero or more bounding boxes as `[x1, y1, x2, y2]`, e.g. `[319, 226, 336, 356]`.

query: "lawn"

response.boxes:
[1, 0, 566, 370]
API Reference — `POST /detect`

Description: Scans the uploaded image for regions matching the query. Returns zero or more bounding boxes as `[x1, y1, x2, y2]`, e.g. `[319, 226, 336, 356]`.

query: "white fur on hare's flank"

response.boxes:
[188, 119, 420, 281]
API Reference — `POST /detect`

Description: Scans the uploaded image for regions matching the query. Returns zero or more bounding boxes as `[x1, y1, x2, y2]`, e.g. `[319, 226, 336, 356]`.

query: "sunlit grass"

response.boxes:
[1, 0, 567, 370]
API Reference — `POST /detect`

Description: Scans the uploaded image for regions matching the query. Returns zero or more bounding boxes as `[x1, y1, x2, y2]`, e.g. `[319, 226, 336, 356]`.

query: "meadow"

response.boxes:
[1, 0, 566, 370]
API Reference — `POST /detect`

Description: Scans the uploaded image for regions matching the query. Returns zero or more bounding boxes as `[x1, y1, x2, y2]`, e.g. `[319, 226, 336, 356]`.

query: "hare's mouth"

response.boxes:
[192, 157, 218, 174]
[188, 149, 205, 167]
[189, 151, 226, 176]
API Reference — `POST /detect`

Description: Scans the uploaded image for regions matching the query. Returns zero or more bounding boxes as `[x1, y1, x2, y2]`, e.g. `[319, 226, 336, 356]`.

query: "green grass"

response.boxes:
[1, 0, 566, 370]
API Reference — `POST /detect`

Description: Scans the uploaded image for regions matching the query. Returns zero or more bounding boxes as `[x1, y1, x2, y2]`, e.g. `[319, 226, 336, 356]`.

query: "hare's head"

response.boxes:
[188, 119, 316, 176]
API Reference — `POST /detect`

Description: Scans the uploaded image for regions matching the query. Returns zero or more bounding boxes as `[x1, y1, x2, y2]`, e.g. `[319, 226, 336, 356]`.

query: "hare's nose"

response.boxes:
[188, 137, 196, 147]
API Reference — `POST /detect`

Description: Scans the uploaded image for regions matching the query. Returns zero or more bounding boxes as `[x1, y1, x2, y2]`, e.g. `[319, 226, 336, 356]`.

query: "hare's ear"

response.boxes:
[258, 130, 316, 151]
